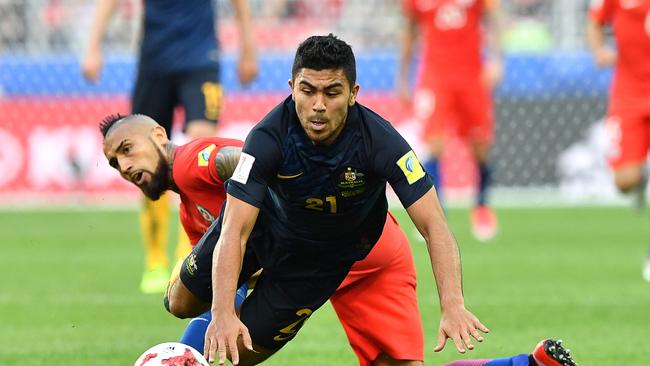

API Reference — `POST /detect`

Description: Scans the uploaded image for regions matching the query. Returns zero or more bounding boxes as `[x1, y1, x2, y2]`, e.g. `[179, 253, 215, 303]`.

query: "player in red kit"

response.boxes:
[587, 0, 650, 281]
[398, 0, 504, 241]
[101, 114, 435, 365]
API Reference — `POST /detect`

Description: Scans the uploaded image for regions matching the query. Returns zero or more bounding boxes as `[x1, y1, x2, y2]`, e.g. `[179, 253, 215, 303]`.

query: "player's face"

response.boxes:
[289, 68, 359, 146]
[103, 125, 170, 200]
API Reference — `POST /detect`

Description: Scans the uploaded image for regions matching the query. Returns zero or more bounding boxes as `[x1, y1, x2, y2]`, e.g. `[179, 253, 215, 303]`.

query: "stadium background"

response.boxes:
[2, 1, 649, 365]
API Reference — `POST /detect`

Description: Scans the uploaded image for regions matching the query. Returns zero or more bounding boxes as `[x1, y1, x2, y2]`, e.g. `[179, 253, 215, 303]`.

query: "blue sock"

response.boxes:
[477, 162, 491, 206]
[179, 282, 249, 351]
[484, 354, 533, 366]
[180, 311, 211, 352]
[424, 158, 442, 196]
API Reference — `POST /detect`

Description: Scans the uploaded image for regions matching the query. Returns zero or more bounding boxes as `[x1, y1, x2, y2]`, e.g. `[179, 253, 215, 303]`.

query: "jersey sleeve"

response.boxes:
[371, 120, 434, 208]
[589, 0, 615, 25]
[227, 126, 282, 208]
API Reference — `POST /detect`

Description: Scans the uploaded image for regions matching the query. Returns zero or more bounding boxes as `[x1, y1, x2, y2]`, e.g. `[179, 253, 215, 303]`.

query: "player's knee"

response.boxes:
[614, 170, 643, 193]
[165, 281, 205, 319]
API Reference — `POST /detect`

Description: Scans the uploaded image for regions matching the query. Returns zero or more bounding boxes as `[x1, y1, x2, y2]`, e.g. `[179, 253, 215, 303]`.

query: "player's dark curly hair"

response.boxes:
[292, 34, 356, 87]
[99, 113, 126, 138]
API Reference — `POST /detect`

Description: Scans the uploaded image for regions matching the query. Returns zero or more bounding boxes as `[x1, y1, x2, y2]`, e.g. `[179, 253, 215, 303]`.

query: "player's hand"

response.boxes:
[237, 49, 258, 86]
[482, 57, 503, 89]
[204, 310, 253, 365]
[81, 46, 103, 83]
[434, 305, 489, 353]
[593, 47, 616, 68]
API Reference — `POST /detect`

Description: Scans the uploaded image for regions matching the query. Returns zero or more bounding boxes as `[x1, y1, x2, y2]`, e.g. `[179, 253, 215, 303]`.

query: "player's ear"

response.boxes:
[349, 84, 360, 106]
[151, 125, 168, 143]
[288, 79, 295, 100]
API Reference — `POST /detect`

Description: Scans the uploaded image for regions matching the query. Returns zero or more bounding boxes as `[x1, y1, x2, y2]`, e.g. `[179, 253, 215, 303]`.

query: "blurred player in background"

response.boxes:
[398, 0, 504, 241]
[586, 0, 650, 281]
[444, 339, 578, 366]
[81, 0, 258, 293]
[100, 114, 429, 365]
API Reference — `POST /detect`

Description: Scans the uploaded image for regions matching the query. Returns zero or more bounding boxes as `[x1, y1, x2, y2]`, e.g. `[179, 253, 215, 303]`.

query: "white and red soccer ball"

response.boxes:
[134, 342, 209, 366]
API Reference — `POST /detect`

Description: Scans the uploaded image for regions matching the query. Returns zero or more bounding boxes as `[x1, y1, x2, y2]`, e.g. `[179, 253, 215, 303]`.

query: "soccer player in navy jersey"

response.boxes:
[166, 34, 487, 365]
[82, 0, 257, 294]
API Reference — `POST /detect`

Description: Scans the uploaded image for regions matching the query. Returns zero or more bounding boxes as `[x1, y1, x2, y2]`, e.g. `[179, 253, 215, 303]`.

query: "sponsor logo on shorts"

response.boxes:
[185, 253, 198, 276]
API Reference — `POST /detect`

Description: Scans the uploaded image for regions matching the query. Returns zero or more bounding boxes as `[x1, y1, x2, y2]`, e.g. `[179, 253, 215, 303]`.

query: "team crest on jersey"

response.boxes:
[195, 203, 215, 223]
[397, 150, 426, 184]
[337, 166, 366, 197]
[185, 253, 198, 276]
[197, 144, 217, 167]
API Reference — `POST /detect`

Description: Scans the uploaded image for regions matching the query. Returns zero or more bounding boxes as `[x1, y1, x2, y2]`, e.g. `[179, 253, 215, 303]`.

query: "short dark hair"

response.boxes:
[99, 113, 126, 138]
[291, 34, 356, 87]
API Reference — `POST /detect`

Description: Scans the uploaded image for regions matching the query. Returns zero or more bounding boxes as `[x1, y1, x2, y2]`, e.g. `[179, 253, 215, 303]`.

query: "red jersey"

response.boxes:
[172, 137, 244, 245]
[590, 0, 650, 103]
[403, 0, 494, 84]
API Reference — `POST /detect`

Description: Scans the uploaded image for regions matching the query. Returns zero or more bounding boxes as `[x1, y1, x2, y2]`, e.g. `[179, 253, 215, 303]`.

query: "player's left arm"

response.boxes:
[214, 146, 243, 182]
[406, 187, 489, 354]
[482, 0, 504, 87]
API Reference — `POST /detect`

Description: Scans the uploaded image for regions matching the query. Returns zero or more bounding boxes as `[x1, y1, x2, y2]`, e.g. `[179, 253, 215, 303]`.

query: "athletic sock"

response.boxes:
[484, 354, 533, 366]
[140, 193, 170, 270]
[179, 283, 249, 352]
[180, 311, 211, 352]
[477, 162, 491, 207]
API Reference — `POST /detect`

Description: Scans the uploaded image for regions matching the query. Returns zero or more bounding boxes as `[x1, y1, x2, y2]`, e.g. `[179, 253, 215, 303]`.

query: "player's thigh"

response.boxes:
[605, 108, 650, 191]
[240, 254, 353, 352]
[177, 68, 221, 134]
[131, 71, 177, 136]
[179, 215, 262, 304]
[458, 82, 494, 159]
[330, 239, 423, 364]
[414, 86, 455, 151]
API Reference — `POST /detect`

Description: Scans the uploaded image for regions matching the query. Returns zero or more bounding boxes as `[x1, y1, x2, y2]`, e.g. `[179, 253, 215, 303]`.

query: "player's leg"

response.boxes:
[232, 238, 355, 365]
[330, 213, 424, 366]
[179, 282, 249, 352]
[461, 82, 497, 241]
[604, 109, 650, 280]
[132, 71, 177, 293]
[445, 339, 577, 366]
[413, 86, 452, 202]
[178, 68, 221, 139]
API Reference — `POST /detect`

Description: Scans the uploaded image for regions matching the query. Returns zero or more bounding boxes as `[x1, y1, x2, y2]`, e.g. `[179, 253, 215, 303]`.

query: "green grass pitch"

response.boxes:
[1, 207, 649, 365]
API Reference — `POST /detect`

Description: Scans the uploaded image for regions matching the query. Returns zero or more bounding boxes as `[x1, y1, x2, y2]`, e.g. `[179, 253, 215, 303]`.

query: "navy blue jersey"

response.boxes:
[139, 0, 218, 74]
[228, 96, 434, 261]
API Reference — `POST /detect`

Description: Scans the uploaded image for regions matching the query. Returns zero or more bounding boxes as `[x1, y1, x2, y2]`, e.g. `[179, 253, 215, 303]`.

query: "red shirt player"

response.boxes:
[398, 0, 503, 241]
[587, 0, 650, 281]
[171, 137, 425, 365]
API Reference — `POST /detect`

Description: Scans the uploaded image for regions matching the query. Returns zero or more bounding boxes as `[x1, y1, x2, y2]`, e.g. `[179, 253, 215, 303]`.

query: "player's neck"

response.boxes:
[165, 143, 179, 193]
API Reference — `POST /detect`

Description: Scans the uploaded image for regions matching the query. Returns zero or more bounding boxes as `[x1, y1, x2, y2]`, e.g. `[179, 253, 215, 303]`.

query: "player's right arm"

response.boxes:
[586, 0, 616, 68]
[397, 0, 419, 104]
[82, 0, 121, 82]
[205, 194, 257, 365]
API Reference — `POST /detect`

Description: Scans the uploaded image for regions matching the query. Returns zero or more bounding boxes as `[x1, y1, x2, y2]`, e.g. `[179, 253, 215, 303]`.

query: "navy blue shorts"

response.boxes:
[131, 68, 222, 136]
[179, 213, 354, 350]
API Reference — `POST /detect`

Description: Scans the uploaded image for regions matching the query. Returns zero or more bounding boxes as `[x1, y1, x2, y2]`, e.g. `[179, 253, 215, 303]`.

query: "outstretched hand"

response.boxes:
[434, 306, 489, 353]
[204, 311, 253, 365]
